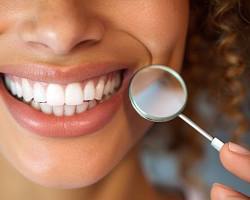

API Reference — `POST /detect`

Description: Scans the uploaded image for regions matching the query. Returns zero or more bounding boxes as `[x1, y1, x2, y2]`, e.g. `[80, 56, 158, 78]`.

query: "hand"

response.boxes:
[211, 142, 250, 199]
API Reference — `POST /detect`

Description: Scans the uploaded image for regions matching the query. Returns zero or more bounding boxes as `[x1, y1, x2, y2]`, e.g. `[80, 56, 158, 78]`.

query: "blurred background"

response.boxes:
[139, 100, 250, 200]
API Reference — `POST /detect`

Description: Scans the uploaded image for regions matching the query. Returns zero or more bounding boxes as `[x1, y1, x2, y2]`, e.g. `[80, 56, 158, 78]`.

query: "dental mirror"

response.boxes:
[129, 65, 224, 151]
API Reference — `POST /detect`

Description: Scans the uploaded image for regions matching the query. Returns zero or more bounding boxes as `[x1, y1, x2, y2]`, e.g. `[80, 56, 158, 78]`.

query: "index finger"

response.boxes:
[220, 142, 250, 182]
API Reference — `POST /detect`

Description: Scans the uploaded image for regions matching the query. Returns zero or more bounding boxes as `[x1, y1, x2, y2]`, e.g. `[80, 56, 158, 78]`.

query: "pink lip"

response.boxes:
[0, 63, 133, 138]
[0, 62, 132, 84]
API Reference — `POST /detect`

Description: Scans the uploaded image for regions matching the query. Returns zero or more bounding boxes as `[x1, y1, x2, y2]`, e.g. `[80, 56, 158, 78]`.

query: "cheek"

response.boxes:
[107, 0, 189, 69]
[134, 1, 189, 69]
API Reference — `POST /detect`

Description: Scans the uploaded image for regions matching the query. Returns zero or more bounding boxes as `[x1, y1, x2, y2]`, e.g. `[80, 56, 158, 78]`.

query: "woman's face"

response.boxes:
[0, 0, 189, 188]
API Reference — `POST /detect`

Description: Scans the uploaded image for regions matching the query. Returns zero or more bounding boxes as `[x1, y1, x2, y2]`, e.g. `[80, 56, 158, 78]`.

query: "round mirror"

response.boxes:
[129, 65, 188, 122]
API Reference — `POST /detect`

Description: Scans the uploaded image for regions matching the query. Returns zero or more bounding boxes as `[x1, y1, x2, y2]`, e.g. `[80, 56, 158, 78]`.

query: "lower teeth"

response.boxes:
[26, 95, 112, 116]
[8, 91, 113, 117]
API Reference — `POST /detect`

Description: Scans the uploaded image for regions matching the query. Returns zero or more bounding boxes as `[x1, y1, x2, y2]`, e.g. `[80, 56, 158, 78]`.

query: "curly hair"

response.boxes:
[186, 0, 249, 141]
[149, 0, 250, 185]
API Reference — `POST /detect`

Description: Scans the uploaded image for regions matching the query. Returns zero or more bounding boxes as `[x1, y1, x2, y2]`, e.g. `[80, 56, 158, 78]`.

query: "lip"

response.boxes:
[0, 62, 132, 84]
[0, 63, 134, 138]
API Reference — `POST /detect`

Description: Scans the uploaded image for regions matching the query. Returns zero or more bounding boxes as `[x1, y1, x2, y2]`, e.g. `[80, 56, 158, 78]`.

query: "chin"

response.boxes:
[0, 107, 150, 190]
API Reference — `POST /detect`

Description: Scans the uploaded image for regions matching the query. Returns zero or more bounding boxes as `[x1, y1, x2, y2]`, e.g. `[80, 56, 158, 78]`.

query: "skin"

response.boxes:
[211, 143, 250, 200]
[0, 1, 247, 200]
[0, 0, 189, 199]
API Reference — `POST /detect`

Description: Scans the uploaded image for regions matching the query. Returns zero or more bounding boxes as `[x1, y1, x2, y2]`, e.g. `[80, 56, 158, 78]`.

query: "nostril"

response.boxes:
[28, 41, 50, 50]
[26, 33, 102, 55]
[74, 39, 99, 49]
[19, 18, 105, 55]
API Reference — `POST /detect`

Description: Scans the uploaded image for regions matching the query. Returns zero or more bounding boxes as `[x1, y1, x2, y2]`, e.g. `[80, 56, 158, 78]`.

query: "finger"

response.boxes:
[219, 142, 250, 182]
[211, 183, 249, 200]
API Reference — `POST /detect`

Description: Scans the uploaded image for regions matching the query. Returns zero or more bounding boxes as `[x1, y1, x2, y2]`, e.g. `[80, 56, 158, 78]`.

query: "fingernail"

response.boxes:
[213, 183, 241, 199]
[229, 142, 250, 155]
[213, 183, 231, 191]
[213, 183, 235, 198]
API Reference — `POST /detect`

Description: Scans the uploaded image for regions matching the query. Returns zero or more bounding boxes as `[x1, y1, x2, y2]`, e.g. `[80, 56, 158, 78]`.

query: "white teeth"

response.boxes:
[104, 94, 111, 101]
[4, 71, 122, 116]
[103, 79, 111, 96]
[4, 76, 11, 90]
[40, 103, 52, 114]
[53, 106, 64, 117]
[10, 81, 17, 96]
[110, 78, 116, 94]
[15, 82, 23, 98]
[95, 77, 105, 100]
[114, 74, 121, 89]
[84, 81, 95, 101]
[64, 105, 75, 116]
[22, 78, 33, 102]
[33, 82, 46, 102]
[46, 84, 64, 106]
[31, 100, 41, 110]
[76, 102, 88, 114]
[88, 100, 97, 109]
[65, 83, 84, 105]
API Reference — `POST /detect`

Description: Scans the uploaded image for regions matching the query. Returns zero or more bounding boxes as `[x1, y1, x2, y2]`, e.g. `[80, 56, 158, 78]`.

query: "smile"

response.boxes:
[0, 63, 132, 138]
[4, 71, 121, 116]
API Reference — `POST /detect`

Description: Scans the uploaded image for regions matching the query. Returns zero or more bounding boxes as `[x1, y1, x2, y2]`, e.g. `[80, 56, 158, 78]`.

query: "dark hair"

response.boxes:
[147, 0, 250, 185]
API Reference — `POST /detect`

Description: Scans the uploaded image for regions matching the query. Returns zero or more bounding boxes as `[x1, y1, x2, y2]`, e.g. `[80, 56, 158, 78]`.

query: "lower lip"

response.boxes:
[0, 71, 131, 138]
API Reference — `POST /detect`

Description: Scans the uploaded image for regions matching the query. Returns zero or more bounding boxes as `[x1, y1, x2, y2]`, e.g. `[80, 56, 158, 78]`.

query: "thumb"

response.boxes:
[219, 142, 250, 182]
[211, 183, 248, 200]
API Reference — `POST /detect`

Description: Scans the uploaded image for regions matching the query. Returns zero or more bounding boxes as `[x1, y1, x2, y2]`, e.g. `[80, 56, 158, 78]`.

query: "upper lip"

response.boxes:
[0, 61, 132, 84]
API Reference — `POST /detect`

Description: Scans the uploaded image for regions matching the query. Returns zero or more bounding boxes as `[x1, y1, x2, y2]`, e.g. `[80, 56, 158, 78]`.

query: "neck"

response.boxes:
[0, 145, 159, 200]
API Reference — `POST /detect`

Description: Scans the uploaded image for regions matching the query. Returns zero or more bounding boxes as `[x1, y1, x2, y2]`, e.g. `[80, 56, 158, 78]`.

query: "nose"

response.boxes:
[19, 1, 104, 55]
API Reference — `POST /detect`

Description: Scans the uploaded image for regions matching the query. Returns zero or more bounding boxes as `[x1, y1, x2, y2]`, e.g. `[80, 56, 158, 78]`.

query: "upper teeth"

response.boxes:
[4, 72, 121, 107]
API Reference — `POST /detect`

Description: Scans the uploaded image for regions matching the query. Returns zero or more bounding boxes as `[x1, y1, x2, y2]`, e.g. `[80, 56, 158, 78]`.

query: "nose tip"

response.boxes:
[20, 13, 104, 55]
[35, 21, 104, 55]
